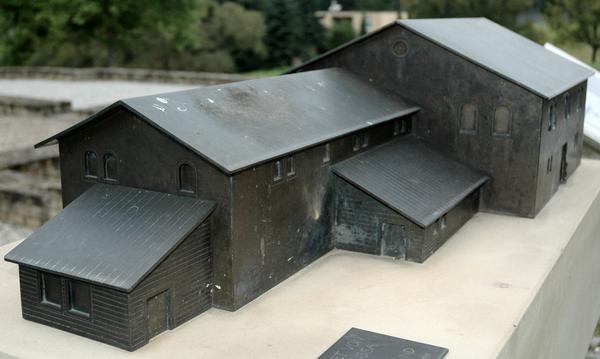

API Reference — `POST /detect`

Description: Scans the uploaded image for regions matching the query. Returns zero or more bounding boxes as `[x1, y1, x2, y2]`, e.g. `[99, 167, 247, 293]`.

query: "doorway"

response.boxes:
[380, 223, 406, 259]
[560, 143, 568, 183]
[146, 290, 170, 340]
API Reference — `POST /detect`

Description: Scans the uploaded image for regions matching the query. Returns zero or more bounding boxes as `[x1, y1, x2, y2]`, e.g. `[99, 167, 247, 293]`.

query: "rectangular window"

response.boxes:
[493, 106, 511, 136]
[394, 120, 408, 136]
[68, 280, 91, 317]
[273, 160, 283, 182]
[548, 103, 556, 131]
[577, 87, 584, 113]
[400, 119, 408, 134]
[322, 143, 331, 164]
[361, 133, 370, 148]
[460, 103, 477, 133]
[286, 156, 296, 177]
[41, 273, 62, 309]
[352, 135, 361, 151]
[547, 156, 553, 174]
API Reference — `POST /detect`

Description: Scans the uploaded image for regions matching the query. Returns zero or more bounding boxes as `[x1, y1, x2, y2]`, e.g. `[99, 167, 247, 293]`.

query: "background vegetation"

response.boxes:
[0, 0, 598, 73]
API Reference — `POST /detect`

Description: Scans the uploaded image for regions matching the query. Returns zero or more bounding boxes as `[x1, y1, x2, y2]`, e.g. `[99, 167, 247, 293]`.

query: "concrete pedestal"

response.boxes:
[2, 160, 600, 359]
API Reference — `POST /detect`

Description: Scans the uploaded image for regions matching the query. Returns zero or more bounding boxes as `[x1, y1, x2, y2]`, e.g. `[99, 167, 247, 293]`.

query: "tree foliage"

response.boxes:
[404, 0, 535, 31]
[264, 0, 325, 67]
[317, 0, 399, 11]
[546, 0, 600, 61]
[0, 0, 266, 72]
[327, 21, 356, 49]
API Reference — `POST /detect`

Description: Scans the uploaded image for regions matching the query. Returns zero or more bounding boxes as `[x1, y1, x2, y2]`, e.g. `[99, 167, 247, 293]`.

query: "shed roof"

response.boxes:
[332, 137, 488, 227]
[4, 184, 215, 292]
[291, 18, 593, 99]
[36, 68, 419, 174]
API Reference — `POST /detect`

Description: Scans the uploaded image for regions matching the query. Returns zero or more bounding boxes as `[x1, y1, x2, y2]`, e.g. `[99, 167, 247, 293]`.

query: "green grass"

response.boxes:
[526, 20, 599, 70]
[243, 67, 289, 78]
[556, 42, 600, 70]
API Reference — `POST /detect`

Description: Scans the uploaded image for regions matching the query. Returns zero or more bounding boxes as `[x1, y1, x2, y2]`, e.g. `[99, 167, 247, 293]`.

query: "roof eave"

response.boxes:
[332, 157, 490, 228]
[285, 20, 402, 74]
[34, 101, 125, 148]
[4, 199, 217, 293]
[289, 18, 594, 99]
[395, 20, 594, 100]
[225, 105, 421, 174]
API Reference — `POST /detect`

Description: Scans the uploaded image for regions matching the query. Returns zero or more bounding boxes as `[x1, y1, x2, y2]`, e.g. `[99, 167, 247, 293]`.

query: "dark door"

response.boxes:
[380, 223, 406, 259]
[560, 143, 568, 183]
[147, 290, 170, 340]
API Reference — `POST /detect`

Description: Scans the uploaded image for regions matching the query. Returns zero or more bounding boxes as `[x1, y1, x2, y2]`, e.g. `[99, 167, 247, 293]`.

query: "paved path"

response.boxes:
[0, 222, 31, 246]
[0, 79, 195, 110]
[0, 113, 79, 168]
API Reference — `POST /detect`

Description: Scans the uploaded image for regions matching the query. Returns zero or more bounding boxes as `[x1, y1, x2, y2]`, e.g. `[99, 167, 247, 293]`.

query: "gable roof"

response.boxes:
[4, 184, 215, 292]
[36, 68, 419, 174]
[291, 18, 594, 99]
[332, 137, 488, 227]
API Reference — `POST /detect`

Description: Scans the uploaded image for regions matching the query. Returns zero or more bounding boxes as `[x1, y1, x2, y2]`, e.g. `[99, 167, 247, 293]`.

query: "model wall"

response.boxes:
[535, 82, 587, 213]
[229, 119, 411, 309]
[298, 26, 544, 217]
[57, 109, 234, 309]
[128, 221, 212, 350]
[421, 190, 480, 261]
[334, 176, 423, 261]
[335, 177, 481, 263]
[18, 266, 131, 349]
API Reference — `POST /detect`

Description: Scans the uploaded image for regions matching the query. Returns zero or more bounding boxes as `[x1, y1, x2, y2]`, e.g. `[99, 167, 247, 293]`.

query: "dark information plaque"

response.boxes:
[319, 328, 449, 359]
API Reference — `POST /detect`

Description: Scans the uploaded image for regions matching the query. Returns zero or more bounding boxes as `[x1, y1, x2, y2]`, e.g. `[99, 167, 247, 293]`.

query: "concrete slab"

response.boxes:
[0, 79, 195, 110]
[0, 113, 78, 168]
[0, 222, 31, 246]
[1, 160, 600, 359]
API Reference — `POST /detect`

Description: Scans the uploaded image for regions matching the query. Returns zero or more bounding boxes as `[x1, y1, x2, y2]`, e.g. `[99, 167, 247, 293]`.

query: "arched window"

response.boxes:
[460, 103, 477, 133]
[84, 151, 98, 179]
[548, 103, 557, 131]
[178, 163, 196, 193]
[493, 106, 511, 136]
[564, 93, 571, 120]
[103, 153, 117, 181]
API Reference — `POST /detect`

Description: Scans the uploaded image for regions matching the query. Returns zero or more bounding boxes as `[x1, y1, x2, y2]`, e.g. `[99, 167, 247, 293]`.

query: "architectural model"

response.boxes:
[4, 18, 593, 350]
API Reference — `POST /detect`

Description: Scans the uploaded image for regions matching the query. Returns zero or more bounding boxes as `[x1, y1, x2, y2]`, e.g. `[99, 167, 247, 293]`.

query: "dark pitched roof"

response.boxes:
[4, 184, 215, 292]
[36, 68, 419, 174]
[290, 18, 594, 99]
[332, 137, 488, 227]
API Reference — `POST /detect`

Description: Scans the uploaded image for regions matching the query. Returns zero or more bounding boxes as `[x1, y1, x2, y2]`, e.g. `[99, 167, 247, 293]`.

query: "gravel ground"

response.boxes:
[0, 221, 31, 246]
[0, 79, 195, 110]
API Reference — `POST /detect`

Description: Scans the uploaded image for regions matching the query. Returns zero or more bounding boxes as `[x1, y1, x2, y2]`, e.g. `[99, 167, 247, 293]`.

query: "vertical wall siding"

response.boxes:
[334, 178, 480, 263]
[128, 220, 212, 350]
[421, 190, 479, 262]
[18, 266, 131, 350]
[333, 177, 424, 261]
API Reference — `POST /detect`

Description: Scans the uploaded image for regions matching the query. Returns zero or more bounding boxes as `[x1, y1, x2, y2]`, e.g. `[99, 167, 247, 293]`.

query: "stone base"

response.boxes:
[0, 169, 61, 228]
[1, 160, 600, 359]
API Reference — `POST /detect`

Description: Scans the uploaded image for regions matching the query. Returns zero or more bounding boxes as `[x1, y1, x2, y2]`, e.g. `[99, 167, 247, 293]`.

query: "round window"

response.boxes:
[392, 40, 409, 57]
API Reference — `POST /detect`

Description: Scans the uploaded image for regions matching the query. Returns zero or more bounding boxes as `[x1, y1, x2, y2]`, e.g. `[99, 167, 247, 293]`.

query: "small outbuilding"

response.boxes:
[333, 137, 488, 262]
[5, 184, 215, 351]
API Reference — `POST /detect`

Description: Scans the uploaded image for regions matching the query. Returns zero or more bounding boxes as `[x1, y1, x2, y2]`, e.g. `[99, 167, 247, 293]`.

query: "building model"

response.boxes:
[4, 18, 593, 350]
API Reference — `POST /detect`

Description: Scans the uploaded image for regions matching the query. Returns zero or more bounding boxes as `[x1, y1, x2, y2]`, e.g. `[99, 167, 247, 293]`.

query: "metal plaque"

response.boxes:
[319, 328, 448, 359]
